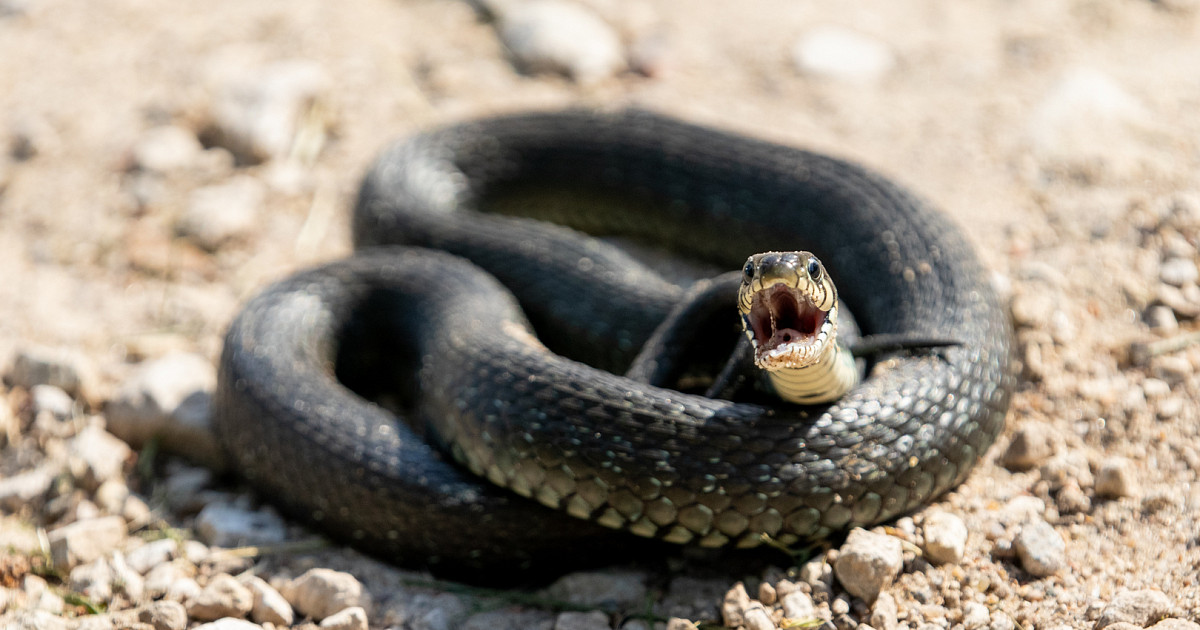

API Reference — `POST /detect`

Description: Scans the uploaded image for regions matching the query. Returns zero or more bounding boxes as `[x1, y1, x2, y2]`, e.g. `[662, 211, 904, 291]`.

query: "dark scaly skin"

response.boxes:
[214, 109, 1014, 575]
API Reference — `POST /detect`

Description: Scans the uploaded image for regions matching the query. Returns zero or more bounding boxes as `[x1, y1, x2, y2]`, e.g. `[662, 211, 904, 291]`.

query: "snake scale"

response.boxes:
[213, 109, 1014, 578]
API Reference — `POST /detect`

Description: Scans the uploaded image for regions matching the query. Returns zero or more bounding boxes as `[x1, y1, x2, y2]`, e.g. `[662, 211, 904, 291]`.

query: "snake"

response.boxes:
[212, 108, 1014, 578]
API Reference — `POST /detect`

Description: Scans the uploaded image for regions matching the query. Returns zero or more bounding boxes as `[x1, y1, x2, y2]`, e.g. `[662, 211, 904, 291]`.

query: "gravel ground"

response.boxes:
[2, 1, 1200, 629]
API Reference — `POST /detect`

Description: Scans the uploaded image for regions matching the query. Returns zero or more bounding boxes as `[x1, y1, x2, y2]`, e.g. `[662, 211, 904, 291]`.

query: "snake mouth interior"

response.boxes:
[747, 283, 828, 367]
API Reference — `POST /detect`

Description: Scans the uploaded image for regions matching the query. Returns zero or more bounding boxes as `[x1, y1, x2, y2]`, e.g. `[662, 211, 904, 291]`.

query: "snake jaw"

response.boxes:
[746, 282, 832, 369]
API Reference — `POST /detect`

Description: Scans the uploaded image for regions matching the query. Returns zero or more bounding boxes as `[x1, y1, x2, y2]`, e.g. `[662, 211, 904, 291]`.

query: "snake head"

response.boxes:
[737, 251, 839, 370]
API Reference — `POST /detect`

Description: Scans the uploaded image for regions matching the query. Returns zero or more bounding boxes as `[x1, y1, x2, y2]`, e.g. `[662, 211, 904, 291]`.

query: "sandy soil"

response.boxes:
[2, 0, 1200, 628]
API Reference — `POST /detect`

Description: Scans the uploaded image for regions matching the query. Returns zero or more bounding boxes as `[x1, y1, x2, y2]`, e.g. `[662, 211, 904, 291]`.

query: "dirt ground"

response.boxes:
[2, 0, 1200, 628]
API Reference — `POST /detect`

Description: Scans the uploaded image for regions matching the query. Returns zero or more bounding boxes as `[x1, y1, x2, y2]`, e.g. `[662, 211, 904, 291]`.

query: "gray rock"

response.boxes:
[186, 573, 255, 622]
[498, 0, 625, 84]
[8, 345, 92, 398]
[282, 568, 369, 621]
[208, 58, 330, 164]
[1000, 423, 1059, 470]
[320, 605, 369, 630]
[31, 384, 74, 420]
[177, 176, 266, 251]
[1160, 258, 1199, 287]
[963, 602, 990, 630]
[1095, 457, 1138, 498]
[553, 610, 610, 630]
[138, 600, 188, 630]
[460, 609, 556, 630]
[921, 511, 968, 565]
[544, 569, 648, 608]
[105, 352, 222, 468]
[133, 126, 203, 174]
[242, 575, 294, 626]
[48, 515, 127, 569]
[792, 26, 895, 84]
[194, 501, 288, 548]
[833, 528, 904, 603]
[1095, 590, 1173, 629]
[1013, 520, 1065, 577]
[68, 425, 132, 490]
[656, 575, 729, 621]
[125, 538, 179, 575]
[162, 465, 216, 513]
[378, 589, 466, 630]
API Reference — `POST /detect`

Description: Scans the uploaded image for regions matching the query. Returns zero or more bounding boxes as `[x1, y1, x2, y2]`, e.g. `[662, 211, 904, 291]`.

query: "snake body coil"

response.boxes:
[214, 109, 1014, 576]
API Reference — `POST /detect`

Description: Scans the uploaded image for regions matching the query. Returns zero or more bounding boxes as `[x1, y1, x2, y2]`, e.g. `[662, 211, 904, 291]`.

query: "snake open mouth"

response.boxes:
[747, 283, 828, 366]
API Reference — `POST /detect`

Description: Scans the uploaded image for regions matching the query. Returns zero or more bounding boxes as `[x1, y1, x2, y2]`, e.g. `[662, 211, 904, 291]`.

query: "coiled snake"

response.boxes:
[213, 109, 1014, 577]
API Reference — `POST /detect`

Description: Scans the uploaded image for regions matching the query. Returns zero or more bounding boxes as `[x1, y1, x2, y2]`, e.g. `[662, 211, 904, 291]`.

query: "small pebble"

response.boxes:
[963, 602, 990, 630]
[921, 511, 968, 564]
[1000, 423, 1059, 470]
[8, 345, 92, 398]
[138, 600, 188, 630]
[242, 575, 294, 627]
[194, 501, 288, 548]
[69, 557, 115, 603]
[132, 126, 203, 174]
[319, 606, 369, 630]
[758, 581, 776, 605]
[1095, 457, 1138, 498]
[186, 573, 254, 622]
[721, 582, 751, 628]
[104, 352, 222, 467]
[1149, 619, 1200, 630]
[144, 562, 191, 600]
[792, 25, 895, 83]
[553, 610, 610, 630]
[833, 528, 904, 604]
[1055, 481, 1092, 515]
[1145, 305, 1179, 332]
[282, 568, 368, 621]
[207, 58, 331, 163]
[781, 590, 817, 621]
[48, 515, 127, 570]
[125, 538, 179, 575]
[1142, 377, 1171, 399]
[0, 463, 59, 510]
[1013, 520, 1066, 577]
[67, 425, 132, 490]
[869, 592, 898, 630]
[1158, 397, 1185, 419]
[1159, 257, 1199, 287]
[742, 603, 775, 630]
[177, 176, 266, 251]
[192, 619, 263, 630]
[30, 384, 74, 420]
[497, 0, 625, 84]
[1095, 590, 1173, 629]
[1150, 355, 1192, 384]
[990, 611, 1016, 630]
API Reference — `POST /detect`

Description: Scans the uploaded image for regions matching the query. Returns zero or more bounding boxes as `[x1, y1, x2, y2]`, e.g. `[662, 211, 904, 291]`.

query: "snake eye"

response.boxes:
[742, 259, 755, 281]
[806, 257, 822, 280]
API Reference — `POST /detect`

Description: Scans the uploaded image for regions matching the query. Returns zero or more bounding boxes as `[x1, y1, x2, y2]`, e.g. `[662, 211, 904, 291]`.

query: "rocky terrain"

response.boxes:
[2, 0, 1200, 629]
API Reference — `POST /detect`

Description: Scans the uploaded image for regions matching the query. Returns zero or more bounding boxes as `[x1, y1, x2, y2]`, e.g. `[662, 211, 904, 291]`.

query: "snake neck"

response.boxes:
[764, 340, 858, 405]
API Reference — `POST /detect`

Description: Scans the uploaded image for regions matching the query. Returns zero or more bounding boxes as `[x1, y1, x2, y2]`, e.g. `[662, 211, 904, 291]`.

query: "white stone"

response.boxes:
[1096, 457, 1138, 498]
[186, 573, 254, 622]
[498, 0, 625, 84]
[48, 515, 127, 569]
[208, 58, 330, 163]
[1096, 590, 1174, 629]
[68, 425, 132, 490]
[177, 176, 266, 251]
[192, 618, 264, 630]
[69, 557, 115, 602]
[242, 575, 294, 626]
[104, 352, 222, 467]
[319, 606, 369, 630]
[133, 126, 203, 173]
[194, 501, 288, 548]
[792, 26, 894, 84]
[0, 463, 58, 510]
[1013, 520, 1066, 577]
[144, 562, 191, 600]
[1160, 257, 1199, 287]
[125, 538, 179, 574]
[922, 511, 968, 564]
[283, 568, 368, 621]
[833, 528, 904, 604]
[30, 384, 74, 420]
[963, 602, 990, 630]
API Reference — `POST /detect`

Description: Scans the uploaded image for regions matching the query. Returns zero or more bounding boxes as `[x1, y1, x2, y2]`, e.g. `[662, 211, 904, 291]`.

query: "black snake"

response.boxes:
[213, 109, 1014, 577]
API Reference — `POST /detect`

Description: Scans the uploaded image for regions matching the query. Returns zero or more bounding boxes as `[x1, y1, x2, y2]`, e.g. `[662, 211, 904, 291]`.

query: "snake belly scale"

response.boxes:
[213, 109, 1014, 575]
